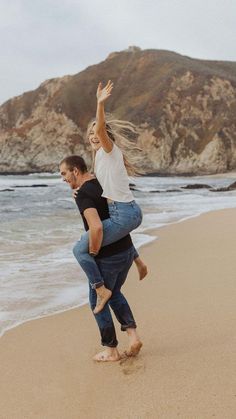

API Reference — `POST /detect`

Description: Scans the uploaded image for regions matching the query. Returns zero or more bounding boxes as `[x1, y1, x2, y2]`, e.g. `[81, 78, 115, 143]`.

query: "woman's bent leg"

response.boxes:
[107, 200, 143, 234]
[73, 201, 143, 288]
[73, 218, 136, 287]
[73, 234, 104, 288]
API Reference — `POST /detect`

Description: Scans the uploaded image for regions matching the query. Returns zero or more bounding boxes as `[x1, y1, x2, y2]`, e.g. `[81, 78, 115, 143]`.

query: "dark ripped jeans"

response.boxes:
[89, 246, 137, 347]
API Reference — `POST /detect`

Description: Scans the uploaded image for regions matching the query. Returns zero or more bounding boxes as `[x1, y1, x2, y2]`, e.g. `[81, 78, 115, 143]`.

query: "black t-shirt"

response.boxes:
[75, 178, 132, 258]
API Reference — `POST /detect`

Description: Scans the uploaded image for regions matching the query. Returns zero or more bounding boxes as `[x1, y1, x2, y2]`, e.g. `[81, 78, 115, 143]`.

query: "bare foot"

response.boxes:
[93, 349, 120, 362]
[134, 257, 148, 281]
[93, 287, 112, 314]
[124, 341, 143, 357]
[138, 263, 148, 281]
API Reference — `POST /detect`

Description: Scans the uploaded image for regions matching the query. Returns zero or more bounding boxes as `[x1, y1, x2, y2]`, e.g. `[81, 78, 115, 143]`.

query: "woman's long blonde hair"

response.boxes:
[86, 114, 143, 176]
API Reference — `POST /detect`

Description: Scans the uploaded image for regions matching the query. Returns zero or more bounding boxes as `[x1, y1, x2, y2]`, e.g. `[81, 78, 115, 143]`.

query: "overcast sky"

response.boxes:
[0, 0, 235, 105]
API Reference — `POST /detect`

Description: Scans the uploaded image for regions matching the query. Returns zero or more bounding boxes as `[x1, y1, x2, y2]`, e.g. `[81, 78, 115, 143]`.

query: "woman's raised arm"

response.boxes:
[95, 80, 114, 153]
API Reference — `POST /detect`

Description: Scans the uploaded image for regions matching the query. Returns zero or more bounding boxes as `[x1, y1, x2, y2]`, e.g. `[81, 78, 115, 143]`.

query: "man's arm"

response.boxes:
[83, 208, 103, 255]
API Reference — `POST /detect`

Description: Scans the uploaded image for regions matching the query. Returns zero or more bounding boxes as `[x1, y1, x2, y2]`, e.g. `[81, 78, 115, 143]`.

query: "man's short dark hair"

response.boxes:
[60, 155, 88, 173]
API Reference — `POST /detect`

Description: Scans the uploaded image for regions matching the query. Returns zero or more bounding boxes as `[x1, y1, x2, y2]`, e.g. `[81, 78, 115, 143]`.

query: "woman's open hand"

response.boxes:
[96, 80, 113, 104]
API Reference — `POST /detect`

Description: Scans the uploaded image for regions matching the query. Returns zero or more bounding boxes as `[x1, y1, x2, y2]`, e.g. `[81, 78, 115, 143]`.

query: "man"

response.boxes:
[59, 155, 142, 362]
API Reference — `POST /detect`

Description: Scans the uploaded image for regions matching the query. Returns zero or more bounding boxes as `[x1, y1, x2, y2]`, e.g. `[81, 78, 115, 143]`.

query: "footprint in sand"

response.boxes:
[120, 356, 145, 375]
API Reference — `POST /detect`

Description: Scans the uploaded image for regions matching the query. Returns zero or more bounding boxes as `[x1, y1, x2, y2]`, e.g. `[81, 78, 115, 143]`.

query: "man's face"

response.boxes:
[60, 163, 80, 189]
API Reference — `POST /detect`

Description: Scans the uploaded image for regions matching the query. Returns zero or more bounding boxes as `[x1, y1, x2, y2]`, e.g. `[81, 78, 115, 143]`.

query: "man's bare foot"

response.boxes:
[134, 257, 148, 280]
[123, 327, 143, 357]
[93, 348, 120, 362]
[125, 340, 143, 357]
[93, 286, 112, 314]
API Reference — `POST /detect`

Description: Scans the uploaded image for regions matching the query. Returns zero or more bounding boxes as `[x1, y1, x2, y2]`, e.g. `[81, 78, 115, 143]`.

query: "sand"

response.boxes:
[0, 209, 236, 419]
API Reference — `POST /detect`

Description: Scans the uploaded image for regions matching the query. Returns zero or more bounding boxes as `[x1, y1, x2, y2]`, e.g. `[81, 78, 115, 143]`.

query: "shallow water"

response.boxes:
[0, 172, 236, 337]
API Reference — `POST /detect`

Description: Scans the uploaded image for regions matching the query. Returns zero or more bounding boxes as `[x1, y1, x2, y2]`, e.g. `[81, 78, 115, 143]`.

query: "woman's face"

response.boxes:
[88, 123, 102, 151]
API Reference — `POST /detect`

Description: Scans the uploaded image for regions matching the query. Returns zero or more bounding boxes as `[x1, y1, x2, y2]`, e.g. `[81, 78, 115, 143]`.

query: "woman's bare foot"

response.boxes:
[93, 286, 112, 314]
[93, 348, 120, 362]
[123, 327, 143, 357]
[134, 257, 148, 280]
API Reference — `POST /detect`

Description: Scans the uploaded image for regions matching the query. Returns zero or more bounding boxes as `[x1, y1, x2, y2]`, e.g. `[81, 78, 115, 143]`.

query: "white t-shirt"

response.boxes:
[94, 143, 134, 202]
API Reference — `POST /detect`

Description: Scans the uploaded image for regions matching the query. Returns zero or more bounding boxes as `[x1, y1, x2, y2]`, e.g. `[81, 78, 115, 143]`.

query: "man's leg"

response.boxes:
[97, 246, 143, 357]
[108, 254, 143, 356]
[89, 284, 120, 362]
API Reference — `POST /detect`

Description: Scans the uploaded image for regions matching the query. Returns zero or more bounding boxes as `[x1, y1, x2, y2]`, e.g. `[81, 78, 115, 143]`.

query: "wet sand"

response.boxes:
[0, 209, 236, 418]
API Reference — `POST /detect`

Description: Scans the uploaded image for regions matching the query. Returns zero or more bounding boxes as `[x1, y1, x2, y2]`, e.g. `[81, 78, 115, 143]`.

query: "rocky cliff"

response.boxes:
[1, 46, 236, 174]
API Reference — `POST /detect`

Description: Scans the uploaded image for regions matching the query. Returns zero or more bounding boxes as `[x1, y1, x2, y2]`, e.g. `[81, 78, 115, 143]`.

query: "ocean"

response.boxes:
[1, 172, 236, 338]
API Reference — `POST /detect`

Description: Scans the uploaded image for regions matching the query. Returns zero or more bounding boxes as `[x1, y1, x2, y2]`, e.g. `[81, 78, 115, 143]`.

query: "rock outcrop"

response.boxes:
[0, 47, 236, 174]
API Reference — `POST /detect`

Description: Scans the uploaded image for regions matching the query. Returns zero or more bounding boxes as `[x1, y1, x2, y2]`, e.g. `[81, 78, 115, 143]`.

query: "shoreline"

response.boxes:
[1, 206, 236, 340]
[0, 209, 215, 339]
[1, 170, 236, 177]
[1, 207, 236, 418]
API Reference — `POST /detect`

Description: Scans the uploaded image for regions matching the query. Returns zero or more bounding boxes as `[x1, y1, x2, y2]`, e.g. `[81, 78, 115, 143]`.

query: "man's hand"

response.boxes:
[83, 208, 103, 254]
[73, 188, 80, 199]
[96, 80, 113, 104]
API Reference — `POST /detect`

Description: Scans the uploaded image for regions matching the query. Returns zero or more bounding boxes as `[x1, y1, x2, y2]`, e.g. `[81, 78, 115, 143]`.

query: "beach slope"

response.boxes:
[1, 209, 236, 418]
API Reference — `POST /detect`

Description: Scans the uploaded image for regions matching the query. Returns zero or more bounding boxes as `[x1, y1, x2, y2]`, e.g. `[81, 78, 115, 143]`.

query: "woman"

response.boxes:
[73, 81, 147, 314]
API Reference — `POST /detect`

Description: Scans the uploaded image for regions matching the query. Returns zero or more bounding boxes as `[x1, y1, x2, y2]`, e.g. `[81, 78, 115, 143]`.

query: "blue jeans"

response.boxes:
[89, 246, 137, 347]
[73, 200, 142, 288]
